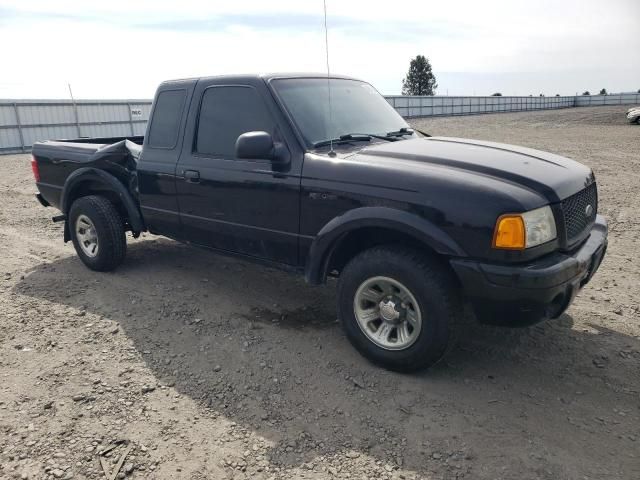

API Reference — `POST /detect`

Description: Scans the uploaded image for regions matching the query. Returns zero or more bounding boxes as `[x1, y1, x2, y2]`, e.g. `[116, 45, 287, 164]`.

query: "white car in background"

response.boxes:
[627, 107, 640, 124]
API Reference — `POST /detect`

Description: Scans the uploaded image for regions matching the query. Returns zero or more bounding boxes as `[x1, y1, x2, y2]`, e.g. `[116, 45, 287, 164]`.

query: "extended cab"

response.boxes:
[32, 74, 607, 371]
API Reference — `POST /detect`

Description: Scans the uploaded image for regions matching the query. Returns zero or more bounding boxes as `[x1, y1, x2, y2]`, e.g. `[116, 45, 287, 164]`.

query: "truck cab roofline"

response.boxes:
[158, 72, 362, 87]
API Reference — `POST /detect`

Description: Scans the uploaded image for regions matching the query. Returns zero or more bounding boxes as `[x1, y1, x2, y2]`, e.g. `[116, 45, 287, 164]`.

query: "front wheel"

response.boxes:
[68, 195, 127, 271]
[337, 246, 462, 372]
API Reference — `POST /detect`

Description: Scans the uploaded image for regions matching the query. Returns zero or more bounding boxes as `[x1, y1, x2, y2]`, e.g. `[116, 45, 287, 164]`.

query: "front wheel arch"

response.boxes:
[304, 208, 466, 284]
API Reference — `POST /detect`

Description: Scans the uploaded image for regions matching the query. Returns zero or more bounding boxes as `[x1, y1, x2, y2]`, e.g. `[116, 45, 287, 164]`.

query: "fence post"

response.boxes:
[13, 102, 26, 153]
[127, 103, 135, 136]
[71, 101, 81, 137]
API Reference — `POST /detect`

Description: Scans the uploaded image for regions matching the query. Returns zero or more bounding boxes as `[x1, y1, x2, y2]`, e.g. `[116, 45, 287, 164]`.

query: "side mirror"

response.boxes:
[235, 131, 288, 164]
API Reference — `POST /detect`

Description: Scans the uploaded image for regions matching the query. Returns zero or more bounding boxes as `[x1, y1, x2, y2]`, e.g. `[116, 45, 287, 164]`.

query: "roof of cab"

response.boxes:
[158, 72, 361, 89]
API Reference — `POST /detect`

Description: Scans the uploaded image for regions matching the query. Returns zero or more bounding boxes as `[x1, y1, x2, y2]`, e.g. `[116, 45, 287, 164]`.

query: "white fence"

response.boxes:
[1, 93, 638, 154]
[575, 93, 640, 107]
[386, 93, 640, 118]
[0, 99, 152, 154]
[387, 95, 576, 118]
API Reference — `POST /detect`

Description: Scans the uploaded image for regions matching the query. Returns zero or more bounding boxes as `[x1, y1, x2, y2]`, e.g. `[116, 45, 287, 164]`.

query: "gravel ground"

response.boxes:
[1, 105, 638, 480]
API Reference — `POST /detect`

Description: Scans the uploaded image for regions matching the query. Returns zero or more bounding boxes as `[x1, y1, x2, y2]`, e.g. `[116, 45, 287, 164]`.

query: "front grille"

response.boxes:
[561, 182, 598, 244]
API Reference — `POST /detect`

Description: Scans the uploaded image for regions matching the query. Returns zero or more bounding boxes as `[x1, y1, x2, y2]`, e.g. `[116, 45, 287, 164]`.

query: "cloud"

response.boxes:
[0, 6, 92, 25]
[0, 5, 461, 42]
[0, 0, 638, 98]
[136, 13, 334, 33]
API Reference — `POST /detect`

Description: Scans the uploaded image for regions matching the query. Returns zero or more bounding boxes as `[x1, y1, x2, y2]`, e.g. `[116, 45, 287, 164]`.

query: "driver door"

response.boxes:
[175, 80, 301, 265]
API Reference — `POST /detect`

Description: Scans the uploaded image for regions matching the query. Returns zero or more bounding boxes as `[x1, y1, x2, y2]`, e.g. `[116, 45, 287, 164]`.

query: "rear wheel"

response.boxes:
[337, 246, 462, 372]
[68, 195, 127, 271]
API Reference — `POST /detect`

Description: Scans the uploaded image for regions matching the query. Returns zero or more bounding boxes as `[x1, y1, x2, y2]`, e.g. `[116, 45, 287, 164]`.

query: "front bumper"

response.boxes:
[451, 215, 608, 326]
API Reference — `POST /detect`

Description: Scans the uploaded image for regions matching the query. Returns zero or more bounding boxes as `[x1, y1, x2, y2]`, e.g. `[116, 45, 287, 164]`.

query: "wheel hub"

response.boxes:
[379, 298, 401, 323]
[353, 276, 423, 351]
[75, 214, 99, 258]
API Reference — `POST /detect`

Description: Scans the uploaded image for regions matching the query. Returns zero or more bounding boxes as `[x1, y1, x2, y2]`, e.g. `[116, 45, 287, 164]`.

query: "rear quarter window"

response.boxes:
[147, 89, 186, 149]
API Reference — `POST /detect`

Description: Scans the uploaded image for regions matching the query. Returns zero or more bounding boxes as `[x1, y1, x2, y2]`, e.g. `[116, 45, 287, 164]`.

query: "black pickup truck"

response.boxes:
[32, 73, 607, 371]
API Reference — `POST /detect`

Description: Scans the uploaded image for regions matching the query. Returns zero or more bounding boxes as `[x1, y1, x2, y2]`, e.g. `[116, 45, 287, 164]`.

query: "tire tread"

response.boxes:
[337, 245, 462, 371]
[69, 195, 126, 271]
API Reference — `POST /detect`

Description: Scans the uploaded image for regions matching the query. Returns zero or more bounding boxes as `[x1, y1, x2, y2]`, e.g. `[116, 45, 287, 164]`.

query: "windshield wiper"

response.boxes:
[313, 132, 398, 149]
[386, 127, 415, 137]
[387, 127, 433, 138]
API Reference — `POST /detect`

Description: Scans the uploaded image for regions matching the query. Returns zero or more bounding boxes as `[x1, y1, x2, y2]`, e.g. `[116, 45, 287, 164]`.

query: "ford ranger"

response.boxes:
[31, 74, 607, 371]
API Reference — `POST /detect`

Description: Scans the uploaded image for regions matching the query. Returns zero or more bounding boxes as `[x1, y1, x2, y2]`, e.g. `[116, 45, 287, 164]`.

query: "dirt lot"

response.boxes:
[1, 105, 638, 480]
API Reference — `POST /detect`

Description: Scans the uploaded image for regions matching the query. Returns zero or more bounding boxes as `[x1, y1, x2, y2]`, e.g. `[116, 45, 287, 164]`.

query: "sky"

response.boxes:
[0, 0, 638, 99]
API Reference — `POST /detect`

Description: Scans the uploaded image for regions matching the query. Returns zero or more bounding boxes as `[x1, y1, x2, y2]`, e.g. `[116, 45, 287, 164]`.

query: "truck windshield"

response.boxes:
[271, 78, 412, 148]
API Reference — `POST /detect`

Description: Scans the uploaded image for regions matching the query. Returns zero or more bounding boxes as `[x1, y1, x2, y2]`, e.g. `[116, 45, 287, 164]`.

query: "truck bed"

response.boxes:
[34, 135, 143, 158]
[32, 136, 144, 210]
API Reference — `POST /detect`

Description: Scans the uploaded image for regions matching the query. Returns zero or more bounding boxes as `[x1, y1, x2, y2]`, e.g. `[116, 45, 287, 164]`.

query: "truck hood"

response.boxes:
[355, 136, 594, 202]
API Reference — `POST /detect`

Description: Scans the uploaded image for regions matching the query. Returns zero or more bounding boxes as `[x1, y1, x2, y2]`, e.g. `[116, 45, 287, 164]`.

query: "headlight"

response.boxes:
[493, 205, 557, 250]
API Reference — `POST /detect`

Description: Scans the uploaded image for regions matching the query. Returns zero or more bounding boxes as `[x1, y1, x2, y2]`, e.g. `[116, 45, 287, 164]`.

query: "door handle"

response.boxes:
[183, 169, 200, 183]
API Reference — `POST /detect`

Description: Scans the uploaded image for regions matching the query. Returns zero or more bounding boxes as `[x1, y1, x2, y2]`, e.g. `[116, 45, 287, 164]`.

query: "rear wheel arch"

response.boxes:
[61, 169, 145, 239]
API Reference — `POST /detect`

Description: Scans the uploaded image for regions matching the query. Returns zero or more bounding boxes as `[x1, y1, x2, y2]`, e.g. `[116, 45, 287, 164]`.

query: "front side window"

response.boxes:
[196, 86, 273, 157]
[271, 78, 410, 147]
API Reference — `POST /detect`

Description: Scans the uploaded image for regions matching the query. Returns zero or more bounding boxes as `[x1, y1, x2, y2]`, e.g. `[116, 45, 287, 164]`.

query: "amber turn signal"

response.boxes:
[493, 214, 525, 249]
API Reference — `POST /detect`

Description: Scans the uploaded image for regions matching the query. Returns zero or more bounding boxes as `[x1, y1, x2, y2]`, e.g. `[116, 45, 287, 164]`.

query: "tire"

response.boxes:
[337, 246, 462, 372]
[68, 195, 127, 272]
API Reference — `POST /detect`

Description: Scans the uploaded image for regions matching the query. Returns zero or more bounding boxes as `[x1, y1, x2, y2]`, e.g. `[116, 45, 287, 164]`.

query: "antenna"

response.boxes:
[67, 83, 75, 103]
[323, 0, 336, 157]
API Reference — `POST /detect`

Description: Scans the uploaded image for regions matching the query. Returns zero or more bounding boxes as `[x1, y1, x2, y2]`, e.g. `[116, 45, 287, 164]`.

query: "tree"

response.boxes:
[401, 55, 437, 95]
[582, 91, 590, 95]
[491, 92, 502, 96]
[599, 88, 607, 95]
